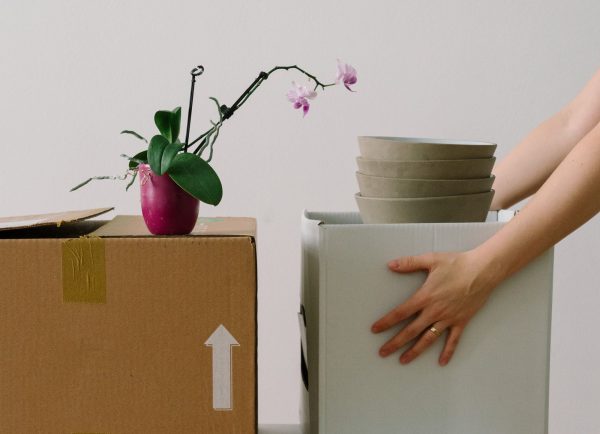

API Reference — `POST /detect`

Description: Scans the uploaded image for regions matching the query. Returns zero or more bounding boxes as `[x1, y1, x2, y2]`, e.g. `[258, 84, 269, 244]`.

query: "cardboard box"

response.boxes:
[0, 209, 257, 434]
[300, 211, 553, 434]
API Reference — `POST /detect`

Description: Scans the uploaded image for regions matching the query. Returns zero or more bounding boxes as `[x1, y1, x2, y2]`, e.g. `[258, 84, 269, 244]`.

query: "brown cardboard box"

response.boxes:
[0, 209, 257, 434]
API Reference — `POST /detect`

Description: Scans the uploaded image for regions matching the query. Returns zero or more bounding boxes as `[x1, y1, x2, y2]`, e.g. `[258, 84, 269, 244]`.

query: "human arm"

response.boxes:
[491, 68, 600, 209]
[371, 118, 600, 366]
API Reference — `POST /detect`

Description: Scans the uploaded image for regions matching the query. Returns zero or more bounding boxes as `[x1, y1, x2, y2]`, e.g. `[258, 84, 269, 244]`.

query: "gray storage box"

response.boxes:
[300, 211, 553, 434]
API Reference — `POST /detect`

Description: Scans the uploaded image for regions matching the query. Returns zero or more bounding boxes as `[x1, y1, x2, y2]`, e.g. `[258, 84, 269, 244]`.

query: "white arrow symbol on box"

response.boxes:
[205, 324, 240, 411]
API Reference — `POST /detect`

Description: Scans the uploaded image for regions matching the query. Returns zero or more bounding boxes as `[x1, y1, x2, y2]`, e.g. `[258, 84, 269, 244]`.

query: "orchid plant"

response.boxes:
[71, 60, 357, 206]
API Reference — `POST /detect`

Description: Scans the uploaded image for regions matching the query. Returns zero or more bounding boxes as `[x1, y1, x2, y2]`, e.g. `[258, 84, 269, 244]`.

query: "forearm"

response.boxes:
[491, 111, 581, 209]
[491, 68, 600, 210]
[473, 120, 600, 283]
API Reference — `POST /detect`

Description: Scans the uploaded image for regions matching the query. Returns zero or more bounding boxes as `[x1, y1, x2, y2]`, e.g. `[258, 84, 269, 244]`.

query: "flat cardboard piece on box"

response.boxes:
[90, 215, 256, 238]
[0, 207, 113, 231]
[0, 215, 257, 433]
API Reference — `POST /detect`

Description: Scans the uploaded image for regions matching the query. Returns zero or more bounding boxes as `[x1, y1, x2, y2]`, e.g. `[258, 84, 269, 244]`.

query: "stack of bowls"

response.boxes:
[355, 136, 496, 223]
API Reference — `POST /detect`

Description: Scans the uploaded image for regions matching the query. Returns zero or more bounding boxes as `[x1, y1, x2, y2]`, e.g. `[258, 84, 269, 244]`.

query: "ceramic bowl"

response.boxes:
[358, 136, 497, 160]
[356, 157, 495, 179]
[355, 191, 495, 223]
[356, 172, 495, 198]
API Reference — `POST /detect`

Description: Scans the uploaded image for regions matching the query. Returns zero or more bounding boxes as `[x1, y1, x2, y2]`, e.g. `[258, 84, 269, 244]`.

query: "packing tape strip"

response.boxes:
[61, 236, 106, 303]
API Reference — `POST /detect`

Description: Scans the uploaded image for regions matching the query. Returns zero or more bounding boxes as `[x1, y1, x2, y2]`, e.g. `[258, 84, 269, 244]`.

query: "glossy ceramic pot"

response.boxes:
[138, 164, 199, 235]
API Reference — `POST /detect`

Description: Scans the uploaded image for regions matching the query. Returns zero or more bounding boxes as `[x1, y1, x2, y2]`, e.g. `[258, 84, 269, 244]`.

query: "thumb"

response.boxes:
[388, 254, 434, 273]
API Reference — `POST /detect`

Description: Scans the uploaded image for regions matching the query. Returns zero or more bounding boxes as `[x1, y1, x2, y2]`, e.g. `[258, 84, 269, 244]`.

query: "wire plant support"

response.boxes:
[184, 65, 204, 153]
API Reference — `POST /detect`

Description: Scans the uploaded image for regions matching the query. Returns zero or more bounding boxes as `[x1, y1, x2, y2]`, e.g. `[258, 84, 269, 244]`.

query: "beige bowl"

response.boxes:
[356, 157, 495, 179]
[358, 136, 497, 160]
[356, 172, 495, 198]
[355, 191, 495, 223]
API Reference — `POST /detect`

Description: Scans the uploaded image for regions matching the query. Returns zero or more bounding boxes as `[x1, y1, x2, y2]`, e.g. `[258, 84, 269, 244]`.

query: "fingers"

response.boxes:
[372, 254, 435, 333]
[388, 253, 435, 274]
[439, 326, 463, 366]
[378, 314, 432, 357]
[371, 294, 424, 333]
[399, 322, 447, 364]
[376, 251, 468, 365]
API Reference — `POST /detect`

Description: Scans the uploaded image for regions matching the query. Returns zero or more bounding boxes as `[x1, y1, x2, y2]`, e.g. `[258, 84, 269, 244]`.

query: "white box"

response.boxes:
[300, 211, 553, 434]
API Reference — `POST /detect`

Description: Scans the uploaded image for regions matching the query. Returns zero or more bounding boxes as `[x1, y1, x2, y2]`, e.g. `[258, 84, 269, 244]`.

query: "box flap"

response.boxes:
[303, 209, 516, 226]
[90, 215, 256, 238]
[0, 207, 113, 232]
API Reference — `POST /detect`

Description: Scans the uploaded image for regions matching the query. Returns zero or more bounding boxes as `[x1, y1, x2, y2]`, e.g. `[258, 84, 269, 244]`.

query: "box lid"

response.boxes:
[0, 207, 113, 231]
[90, 215, 256, 238]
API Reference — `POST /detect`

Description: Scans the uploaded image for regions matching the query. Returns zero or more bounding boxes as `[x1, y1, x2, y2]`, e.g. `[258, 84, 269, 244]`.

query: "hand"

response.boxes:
[371, 251, 499, 366]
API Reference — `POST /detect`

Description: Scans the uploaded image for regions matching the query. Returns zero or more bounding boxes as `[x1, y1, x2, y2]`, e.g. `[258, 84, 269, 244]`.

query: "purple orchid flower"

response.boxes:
[286, 81, 318, 116]
[336, 60, 357, 91]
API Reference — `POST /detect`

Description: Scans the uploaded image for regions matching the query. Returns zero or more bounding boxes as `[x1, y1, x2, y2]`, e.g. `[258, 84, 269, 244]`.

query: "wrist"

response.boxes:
[462, 247, 508, 293]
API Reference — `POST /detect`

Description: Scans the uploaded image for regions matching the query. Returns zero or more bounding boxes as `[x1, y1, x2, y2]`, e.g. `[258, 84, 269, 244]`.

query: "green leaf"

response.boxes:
[161, 142, 183, 175]
[154, 110, 173, 142]
[127, 150, 148, 169]
[70, 173, 130, 191]
[171, 107, 181, 143]
[148, 135, 170, 174]
[125, 171, 138, 191]
[154, 107, 182, 143]
[70, 177, 94, 191]
[168, 153, 223, 206]
[120, 130, 148, 143]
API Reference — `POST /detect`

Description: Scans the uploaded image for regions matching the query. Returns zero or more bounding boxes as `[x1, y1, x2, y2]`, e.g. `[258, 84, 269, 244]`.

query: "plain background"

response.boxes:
[1, 1, 599, 431]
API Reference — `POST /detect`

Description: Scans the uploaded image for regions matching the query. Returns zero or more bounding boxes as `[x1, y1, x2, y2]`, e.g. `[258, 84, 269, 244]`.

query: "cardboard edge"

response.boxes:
[0, 207, 114, 232]
[316, 227, 329, 434]
[250, 236, 259, 434]
[300, 211, 325, 434]
[303, 209, 516, 227]
[90, 215, 256, 238]
[543, 247, 555, 434]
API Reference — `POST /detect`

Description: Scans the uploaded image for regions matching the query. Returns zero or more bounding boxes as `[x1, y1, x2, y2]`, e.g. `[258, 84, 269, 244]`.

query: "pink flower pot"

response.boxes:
[138, 164, 199, 235]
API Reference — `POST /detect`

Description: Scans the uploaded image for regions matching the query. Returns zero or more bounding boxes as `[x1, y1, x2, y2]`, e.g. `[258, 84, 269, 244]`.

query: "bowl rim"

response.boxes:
[357, 136, 497, 147]
[356, 156, 496, 164]
[355, 190, 495, 202]
[356, 171, 495, 183]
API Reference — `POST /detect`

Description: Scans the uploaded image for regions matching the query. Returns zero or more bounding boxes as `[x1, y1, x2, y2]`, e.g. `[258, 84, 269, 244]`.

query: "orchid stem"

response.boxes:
[188, 65, 335, 155]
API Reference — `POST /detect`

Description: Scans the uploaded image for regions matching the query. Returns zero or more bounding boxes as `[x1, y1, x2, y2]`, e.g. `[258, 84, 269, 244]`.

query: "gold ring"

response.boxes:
[428, 326, 441, 337]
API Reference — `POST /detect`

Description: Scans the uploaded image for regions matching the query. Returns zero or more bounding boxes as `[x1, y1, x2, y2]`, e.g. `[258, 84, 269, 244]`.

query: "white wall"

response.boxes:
[1, 0, 599, 430]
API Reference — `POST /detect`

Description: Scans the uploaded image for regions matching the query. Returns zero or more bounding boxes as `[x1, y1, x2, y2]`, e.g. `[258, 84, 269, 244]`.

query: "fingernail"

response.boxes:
[371, 324, 380, 333]
[400, 355, 410, 364]
[379, 348, 388, 357]
[439, 358, 448, 366]
[388, 260, 398, 269]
